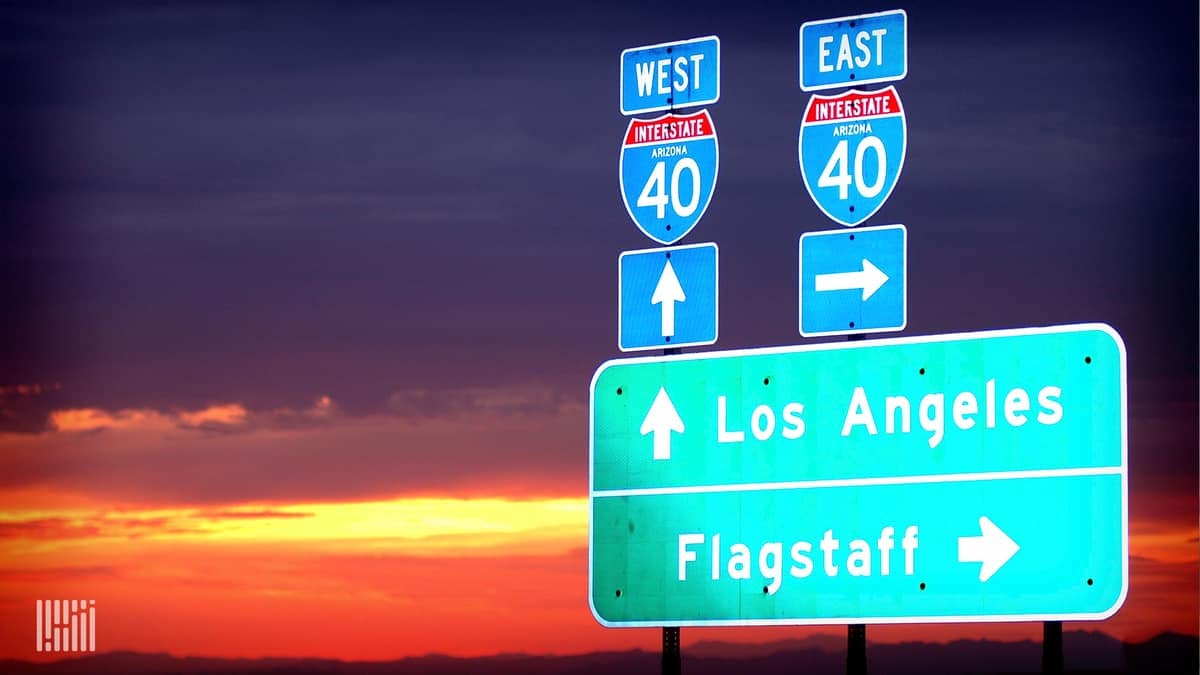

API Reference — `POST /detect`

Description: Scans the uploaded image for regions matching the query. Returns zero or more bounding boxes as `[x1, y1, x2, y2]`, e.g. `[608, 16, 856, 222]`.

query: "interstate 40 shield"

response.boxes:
[620, 110, 718, 245]
[799, 86, 906, 227]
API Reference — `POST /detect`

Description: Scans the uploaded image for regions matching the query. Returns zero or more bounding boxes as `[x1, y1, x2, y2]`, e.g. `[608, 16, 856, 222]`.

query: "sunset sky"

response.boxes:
[1, 0, 1197, 662]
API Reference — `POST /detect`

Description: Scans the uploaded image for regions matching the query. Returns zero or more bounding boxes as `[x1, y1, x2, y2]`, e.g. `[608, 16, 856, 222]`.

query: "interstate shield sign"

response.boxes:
[620, 109, 719, 245]
[799, 86, 906, 227]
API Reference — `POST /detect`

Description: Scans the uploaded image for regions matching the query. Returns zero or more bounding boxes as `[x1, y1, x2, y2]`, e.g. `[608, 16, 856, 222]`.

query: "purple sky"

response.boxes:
[1, 0, 1196, 502]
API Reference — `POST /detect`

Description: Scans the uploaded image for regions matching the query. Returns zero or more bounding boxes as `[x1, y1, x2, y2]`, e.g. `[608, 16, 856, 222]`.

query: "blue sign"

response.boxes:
[621, 36, 720, 116]
[800, 10, 907, 92]
[799, 223, 905, 337]
[620, 110, 718, 245]
[799, 86, 906, 227]
[619, 243, 717, 352]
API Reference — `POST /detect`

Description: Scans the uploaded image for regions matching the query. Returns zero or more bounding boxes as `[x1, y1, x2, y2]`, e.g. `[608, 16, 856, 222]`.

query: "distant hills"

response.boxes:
[2, 631, 1195, 675]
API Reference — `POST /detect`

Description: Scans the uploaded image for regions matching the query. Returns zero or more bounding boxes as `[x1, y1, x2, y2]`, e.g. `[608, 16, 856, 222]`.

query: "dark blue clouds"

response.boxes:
[0, 0, 1195, 466]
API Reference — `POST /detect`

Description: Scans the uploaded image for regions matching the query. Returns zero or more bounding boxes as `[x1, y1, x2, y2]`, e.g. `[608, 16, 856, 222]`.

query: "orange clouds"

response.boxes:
[0, 489, 1196, 661]
[48, 407, 163, 433]
[46, 398, 337, 433]
[0, 383, 61, 398]
[0, 389, 587, 507]
[0, 384, 1194, 661]
[49, 403, 250, 432]
[1, 497, 586, 556]
[176, 404, 249, 427]
[1, 543, 653, 661]
[0, 495, 606, 660]
[31, 383, 580, 438]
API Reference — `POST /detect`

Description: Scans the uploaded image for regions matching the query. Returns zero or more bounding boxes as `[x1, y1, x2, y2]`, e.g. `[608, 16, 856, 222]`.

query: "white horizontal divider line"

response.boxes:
[593, 465, 1124, 499]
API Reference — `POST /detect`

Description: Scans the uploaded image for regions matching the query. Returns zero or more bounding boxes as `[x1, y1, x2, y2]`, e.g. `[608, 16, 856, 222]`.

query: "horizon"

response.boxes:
[1, 0, 1196, 667]
[6, 628, 1196, 663]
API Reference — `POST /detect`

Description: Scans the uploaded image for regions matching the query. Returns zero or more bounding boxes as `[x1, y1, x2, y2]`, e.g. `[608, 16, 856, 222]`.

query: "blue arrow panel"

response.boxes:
[619, 243, 717, 352]
[799, 224, 905, 337]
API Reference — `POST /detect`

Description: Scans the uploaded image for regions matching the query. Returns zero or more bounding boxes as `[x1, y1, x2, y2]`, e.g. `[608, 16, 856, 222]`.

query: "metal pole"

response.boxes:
[662, 626, 681, 675]
[1042, 621, 1063, 674]
[847, 624, 867, 675]
[845, 334, 867, 675]
[661, 345, 682, 675]
[650, 54, 683, 675]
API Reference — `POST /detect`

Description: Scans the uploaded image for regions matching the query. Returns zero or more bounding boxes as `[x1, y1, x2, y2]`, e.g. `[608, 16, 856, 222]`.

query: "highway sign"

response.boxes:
[620, 110, 718, 245]
[621, 36, 720, 115]
[800, 10, 907, 92]
[589, 324, 1127, 626]
[619, 242, 718, 352]
[799, 86, 906, 227]
[799, 224, 905, 337]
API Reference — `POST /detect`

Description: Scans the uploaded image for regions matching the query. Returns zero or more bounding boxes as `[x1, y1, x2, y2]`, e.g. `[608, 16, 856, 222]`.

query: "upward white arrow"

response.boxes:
[640, 387, 684, 460]
[651, 260, 686, 338]
[957, 516, 1020, 582]
[814, 258, 889, 301]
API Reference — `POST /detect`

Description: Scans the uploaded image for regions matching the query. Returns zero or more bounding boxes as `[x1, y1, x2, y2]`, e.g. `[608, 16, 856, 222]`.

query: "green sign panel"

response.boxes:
[588, 324, 1127, 626]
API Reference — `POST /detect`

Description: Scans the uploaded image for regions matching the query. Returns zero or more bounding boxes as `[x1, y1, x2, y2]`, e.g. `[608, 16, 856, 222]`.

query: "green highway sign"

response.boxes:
[588, 324, 1127, 626]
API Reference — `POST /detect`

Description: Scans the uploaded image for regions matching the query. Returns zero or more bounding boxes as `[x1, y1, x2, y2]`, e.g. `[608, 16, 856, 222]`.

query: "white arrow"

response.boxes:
[957, 516, 1020, 582]
[640, 387, 684, 460]
[814, 258, 889, 301]
[651, 259, 686, 338]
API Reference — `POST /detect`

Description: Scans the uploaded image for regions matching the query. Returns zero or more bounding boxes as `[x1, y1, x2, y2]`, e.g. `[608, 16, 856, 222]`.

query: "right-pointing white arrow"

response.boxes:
[651, 260, 686, 338]
[640, 387, 684, 460]
[958, 516, 1020, 582]
[814, 258, 889, 301]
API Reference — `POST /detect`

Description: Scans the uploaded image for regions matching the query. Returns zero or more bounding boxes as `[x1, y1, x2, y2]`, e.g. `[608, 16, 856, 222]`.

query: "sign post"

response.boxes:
[796, 17, 911, 667]
[617, 35, 724, 673]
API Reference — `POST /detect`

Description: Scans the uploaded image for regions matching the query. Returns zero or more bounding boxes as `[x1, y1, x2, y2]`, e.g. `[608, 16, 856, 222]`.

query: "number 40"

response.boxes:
[637, 159, 701, 219]
[817, 136, 886, 200]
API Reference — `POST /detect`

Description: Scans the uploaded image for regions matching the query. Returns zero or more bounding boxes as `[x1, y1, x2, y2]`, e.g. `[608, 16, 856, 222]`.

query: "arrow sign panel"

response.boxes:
[619, 243, 718, 352]
[589, 324, 1128, 626]
[800, 224, 905, 337]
